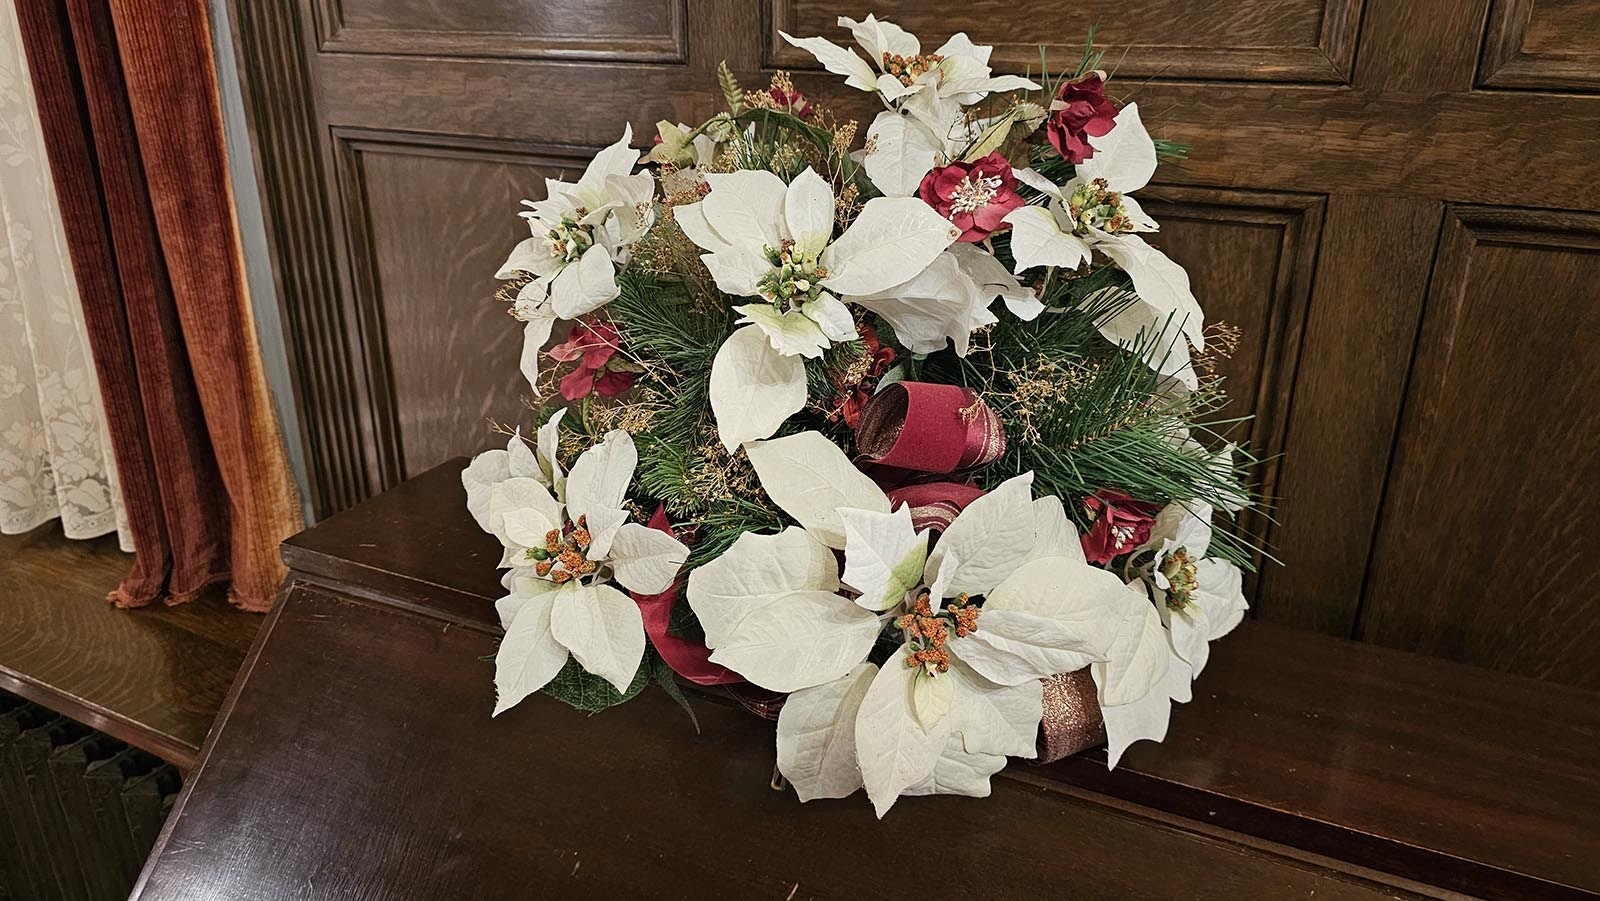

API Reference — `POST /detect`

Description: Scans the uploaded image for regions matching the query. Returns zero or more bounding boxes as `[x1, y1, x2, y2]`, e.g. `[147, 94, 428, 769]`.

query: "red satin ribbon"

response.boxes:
[631, 508, 744, 686]
[856, 382, 1005, 474]
[886, 481, 985, 533]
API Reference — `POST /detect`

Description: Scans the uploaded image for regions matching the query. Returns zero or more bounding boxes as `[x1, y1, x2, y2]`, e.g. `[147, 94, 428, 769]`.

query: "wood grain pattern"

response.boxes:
[1359, 208, 1600, 687]
[314, 0, 688, 61]
[765, 0, 1364, 83]
[0, 524, 260, 768]
[1479, 0, 1600, 91]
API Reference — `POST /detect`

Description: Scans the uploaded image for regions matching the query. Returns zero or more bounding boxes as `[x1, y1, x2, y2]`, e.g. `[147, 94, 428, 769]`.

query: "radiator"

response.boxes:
[0, 692, 181, 901]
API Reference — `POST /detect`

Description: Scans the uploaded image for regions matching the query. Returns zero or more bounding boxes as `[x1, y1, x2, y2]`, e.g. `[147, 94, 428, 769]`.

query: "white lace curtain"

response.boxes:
[0, 4, 131, 549]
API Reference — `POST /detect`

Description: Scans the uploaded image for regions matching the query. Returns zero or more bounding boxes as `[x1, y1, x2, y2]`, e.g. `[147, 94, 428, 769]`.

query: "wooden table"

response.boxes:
[132, 461, 1600, 900]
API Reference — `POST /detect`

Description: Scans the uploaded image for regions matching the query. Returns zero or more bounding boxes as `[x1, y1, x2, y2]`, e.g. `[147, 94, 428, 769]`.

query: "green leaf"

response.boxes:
[542, 654, 651, 712]
[717, 61, 745, 115]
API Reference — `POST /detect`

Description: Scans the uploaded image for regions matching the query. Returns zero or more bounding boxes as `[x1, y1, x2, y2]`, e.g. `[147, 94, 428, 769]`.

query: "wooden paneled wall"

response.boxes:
[223, 0, 1600, 687]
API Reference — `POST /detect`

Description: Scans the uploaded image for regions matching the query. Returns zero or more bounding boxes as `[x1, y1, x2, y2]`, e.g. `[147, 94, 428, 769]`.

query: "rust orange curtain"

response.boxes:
[12, 0, 301, 611]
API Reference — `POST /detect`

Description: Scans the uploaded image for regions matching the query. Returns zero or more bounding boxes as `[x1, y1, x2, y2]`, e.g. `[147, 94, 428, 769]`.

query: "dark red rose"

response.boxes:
[1080, 489, 1162, 565]
[916, 152, 1025, 243]
[769, 85, 813, 118]
[1046, 72, 1118, 165]
[548, 319, 632, 401]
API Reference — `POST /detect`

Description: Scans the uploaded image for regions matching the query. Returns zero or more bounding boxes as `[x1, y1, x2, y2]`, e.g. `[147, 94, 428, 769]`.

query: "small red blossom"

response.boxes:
[916, 152, 1025, 242]
[1080, 489, 1162, 565]
[1046, 72, 1118, 165]
[830, 323, 896, 429]
[548, 319, 635, 401]
[769, 84, 813, 118]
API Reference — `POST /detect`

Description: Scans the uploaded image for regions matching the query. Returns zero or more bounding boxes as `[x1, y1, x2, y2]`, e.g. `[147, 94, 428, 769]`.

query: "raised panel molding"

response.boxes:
[1478, 0, 1600, 91]
[1137, 187, 1326, 572]
[331, 130, 593, 482]
[312, 0, 689, 63]
[1359, 207, 1600, 688]
[762, 0, 1363, 84]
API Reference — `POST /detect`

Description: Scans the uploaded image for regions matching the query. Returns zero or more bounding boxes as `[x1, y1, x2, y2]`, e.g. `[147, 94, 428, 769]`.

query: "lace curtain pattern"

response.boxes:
[0, 4, 130, 549]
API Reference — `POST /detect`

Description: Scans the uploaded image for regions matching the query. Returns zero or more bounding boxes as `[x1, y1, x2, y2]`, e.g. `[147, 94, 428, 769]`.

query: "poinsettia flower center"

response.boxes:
[756, 238, 830, 308]
[527, 513, 602, 583]
[1067, 177, 1136, 235]
[545, 209, 595, 264]
[880, 50, 943, 86]
[895, 591, 981, 677]
[1159, 546, 1200, 611]
[947, 173, 1005, 215]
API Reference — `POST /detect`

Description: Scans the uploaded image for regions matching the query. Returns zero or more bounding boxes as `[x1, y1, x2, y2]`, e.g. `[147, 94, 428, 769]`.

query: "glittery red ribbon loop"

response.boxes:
[885, 481, 985, 533]
[1036, 669, 1106, 764]
[855, 382, 1005, 474]
[631, 507, 744, 686]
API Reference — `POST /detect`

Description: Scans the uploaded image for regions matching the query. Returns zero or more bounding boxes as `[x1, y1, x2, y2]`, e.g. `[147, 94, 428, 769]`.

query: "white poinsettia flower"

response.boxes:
[497, 125, 657, 391]
[1002, 104, 1206, 381]
[676, 167, 959, 450]
[689, 431, 1140, 816]
[464, 427, 689, 710]
[781, 16, 1038, 194]
[1135, 500, 1248, 679]
[851, 242, 1039, 357]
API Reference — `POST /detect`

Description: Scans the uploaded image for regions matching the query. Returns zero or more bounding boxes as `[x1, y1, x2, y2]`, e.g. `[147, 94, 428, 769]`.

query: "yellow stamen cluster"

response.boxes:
[897, 592, 980, 674]
[530, 515, 600, 583]
[881, 51, 943, 86]
[1160, 547, 1200, 611]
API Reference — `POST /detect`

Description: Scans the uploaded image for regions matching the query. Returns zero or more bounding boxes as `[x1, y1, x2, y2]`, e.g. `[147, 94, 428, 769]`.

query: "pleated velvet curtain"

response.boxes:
[11, 0, 301, 610]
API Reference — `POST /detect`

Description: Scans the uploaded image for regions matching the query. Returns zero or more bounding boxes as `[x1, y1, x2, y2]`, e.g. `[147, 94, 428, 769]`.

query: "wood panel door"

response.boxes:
[225, 0, 1600, 686]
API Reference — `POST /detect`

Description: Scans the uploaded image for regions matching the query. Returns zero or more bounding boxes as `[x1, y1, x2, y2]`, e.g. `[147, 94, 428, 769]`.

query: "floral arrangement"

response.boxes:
[464, 15, 1256, 817]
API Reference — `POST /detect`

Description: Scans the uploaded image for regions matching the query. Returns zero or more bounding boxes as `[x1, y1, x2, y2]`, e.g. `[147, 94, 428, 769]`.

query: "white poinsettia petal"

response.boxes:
[841, 505, 927, 611]
[492, 590, 567, 715]
[506, 428, 539, 479]
[856, 647, 954, 818]
[849, 250, 996, 357]
[604, 171, 657, 243]
[1095, 296, 1199, 391]
[608, 521, 689, 595]
[902, 734, 1008, 799]
[577, 124, 640, 192]
[700, 246, 771, 298]
[951, 608, 1105, 686]
[1095, 233, 1205, 351]
[500, 506, 563, 553]
[703, 169, 788, 250]
[736, 303, 831, 359]
[948, 659, 1042, 758]
[488, 477, 564, 548]
[536, 407, 567, 490]
[784, 167, 836, 258]
[1004, 205, 1091, 273]
[462, 450, 511, 533]
[912, 667, 955, 732]
[1196, 558, 1248, 641]
[1025, 495, 1086, 565]
[549, 582, 646, 693]
[950, 243, 1041, 323]
[564, 430, 636, 525]
[820, 197, 960, 297]
[673, 200, 731, 254]
[779, 31, 877, 91]
[708, 325, 808, 452]
[1167, 604, 1212, 676]
[1077, 102, 1157, 194]
[706, 589, 880, 693]
[1101, 646, 1192, 768]
[842, 13, 920, 62]
[776, 663, 877, 802]
[983, 556, 1127, 653]
[745, 430, 890, 549]
[862, 110, 943, 197]
[497, 237, 547, 279]
[549, 244, 621, 320]
[1011, 167, 1063, 197]
[687, 526, 841, 648]
[1091, 589, 1171, 707]
[495, 573, 561, 631]
[800, 293, 859, 344]
[923, 472, 1036, 597]
[580, 505, 629, 561]
[519, 315, 556, 393]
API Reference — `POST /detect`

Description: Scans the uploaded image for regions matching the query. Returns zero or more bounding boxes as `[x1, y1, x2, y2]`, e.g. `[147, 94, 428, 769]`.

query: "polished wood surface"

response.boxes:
[0, 524, 261, 768]
[226, 0, 1600, 686]
[252, 460, 1600, 899]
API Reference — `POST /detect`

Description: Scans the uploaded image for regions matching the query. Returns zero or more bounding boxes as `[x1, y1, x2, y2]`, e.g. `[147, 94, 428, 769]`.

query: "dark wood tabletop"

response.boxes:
[133, 460, 1600, 900]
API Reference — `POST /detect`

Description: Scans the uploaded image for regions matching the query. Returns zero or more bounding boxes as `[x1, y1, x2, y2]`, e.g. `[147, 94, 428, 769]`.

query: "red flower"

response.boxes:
[1080, 489, 1161, 565]
[830, 323, 896, 429]
[769, 84, 813, 118]
[1046, 72, 1118, 165]
[916, 152, 1025, 243]
[548, 319, 634, 401]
